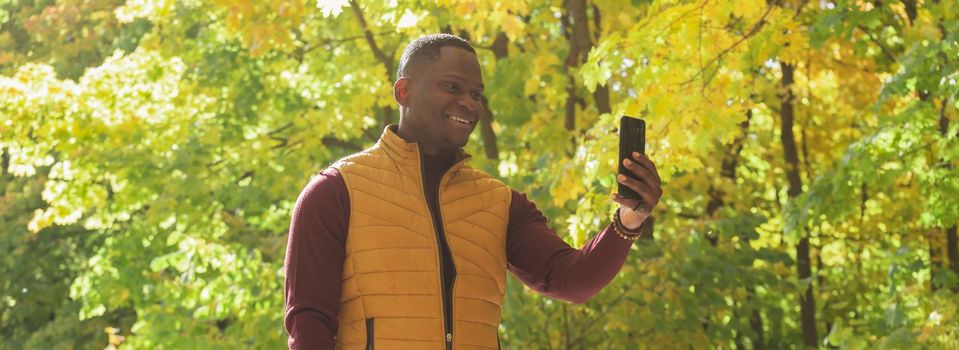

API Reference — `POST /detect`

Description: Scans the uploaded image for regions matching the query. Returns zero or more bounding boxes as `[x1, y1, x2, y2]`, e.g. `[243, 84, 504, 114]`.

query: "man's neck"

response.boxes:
[394, 124, 456, 156]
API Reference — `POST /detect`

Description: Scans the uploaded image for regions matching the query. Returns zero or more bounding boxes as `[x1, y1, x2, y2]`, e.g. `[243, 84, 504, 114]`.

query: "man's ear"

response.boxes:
[394, 77, 411, 107]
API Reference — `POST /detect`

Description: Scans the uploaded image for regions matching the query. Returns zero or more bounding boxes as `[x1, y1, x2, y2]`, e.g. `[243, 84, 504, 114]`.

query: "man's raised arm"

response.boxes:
[505, 190, 633, 304]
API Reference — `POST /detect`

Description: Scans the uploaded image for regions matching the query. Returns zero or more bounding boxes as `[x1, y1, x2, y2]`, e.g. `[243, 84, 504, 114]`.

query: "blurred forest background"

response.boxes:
[2, 0, 958, 348]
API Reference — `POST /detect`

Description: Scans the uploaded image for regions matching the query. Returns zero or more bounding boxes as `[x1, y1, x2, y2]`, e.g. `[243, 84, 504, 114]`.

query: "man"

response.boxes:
[284, 34, 663, 350]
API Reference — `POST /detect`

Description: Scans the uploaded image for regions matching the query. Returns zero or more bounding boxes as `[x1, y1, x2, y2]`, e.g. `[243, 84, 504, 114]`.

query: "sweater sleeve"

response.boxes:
[505, 190, 632, 304]
[284, 168, 350, 350]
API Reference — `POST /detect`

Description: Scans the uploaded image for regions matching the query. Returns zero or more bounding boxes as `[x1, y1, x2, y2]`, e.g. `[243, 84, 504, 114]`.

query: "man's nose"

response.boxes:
[458, 94, 481, 113]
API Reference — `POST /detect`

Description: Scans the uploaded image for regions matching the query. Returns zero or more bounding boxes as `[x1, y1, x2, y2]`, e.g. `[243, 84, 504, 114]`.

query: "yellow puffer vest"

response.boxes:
[332, 126, 511, 350]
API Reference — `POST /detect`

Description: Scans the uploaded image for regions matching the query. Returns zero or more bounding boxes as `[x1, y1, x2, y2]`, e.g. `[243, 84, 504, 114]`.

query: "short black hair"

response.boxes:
[396, 33, 476, 79]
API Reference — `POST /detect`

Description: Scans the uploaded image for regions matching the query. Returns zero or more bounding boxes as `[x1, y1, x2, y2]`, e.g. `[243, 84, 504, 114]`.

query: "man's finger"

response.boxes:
[637, 190, 658, 212]
[623, 158, 656, 186]
[617, 171, 662, 212]
[631, 152, 661, 183]
[617, 173, 654, 195]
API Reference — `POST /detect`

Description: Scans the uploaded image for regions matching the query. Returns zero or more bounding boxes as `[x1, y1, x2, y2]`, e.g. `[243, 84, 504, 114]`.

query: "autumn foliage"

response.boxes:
[1, 0, 958, 348]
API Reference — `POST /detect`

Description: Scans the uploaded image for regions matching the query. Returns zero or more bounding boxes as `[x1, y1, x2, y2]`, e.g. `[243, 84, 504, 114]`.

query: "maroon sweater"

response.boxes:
[284, 153, 632, 349]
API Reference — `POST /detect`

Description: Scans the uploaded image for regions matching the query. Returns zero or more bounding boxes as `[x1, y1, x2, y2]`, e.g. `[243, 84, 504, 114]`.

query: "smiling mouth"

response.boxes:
[444, 113, 475, 126]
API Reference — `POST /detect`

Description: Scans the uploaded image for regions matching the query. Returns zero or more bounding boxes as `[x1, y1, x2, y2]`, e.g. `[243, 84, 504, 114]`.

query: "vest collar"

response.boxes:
[377, 124, 472, 173]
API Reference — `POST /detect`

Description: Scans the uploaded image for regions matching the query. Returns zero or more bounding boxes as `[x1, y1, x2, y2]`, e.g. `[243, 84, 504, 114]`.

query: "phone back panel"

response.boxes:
[618, 116, 646, 200]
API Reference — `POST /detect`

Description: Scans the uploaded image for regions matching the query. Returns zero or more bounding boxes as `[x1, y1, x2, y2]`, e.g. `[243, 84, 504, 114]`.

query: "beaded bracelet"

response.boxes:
[612, 208, 644, 241]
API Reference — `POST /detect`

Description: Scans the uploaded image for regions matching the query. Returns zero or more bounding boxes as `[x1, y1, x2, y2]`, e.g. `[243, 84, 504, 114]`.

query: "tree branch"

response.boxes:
[856, 25, 897, 62]
[349, 0, 396, 128]
[901, 0, 918, 25]
[300, 31, 396, 57]
[322, 136, 363, 152]
[680, 4, 774, 89]
[566, 281, 637, 348]
[349, 0, 394, 76]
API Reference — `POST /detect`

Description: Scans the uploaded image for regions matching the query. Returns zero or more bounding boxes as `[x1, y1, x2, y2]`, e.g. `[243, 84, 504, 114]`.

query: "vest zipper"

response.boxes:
[365, 317, 374, 350]
[420, 151, 456, 350]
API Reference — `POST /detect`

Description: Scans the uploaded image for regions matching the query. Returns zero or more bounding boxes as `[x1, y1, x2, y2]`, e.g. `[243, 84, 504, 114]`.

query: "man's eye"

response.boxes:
[444, 83, 457, 91]
[471, 92, 483, 101]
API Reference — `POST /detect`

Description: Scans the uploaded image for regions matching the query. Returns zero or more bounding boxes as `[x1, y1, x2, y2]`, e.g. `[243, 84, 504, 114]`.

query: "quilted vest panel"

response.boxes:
[332, 126, 510, 350]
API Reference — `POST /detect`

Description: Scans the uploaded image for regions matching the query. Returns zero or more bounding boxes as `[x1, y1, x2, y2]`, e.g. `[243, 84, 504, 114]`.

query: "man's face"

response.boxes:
[396, 46, 484, 155]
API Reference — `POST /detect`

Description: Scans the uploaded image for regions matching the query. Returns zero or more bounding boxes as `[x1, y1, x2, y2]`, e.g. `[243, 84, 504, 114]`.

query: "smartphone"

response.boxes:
[618, 116, 646, 200]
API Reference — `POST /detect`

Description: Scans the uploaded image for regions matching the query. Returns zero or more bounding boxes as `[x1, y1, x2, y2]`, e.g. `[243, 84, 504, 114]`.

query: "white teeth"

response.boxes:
[446, 114, 471, 125]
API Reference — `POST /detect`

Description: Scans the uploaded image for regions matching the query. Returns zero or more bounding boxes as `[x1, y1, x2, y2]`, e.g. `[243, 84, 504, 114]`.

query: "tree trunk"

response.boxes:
[561, 0, 584, 132]
[947, 226, 959, 291]
[476, 32, 509, 161]
[930, 231, 941, 291]
[1, 147, 8, 175]
[699, 110, 765, 348]
[780, 62, 818, 347]
[479, 96, 500, 160]
[796, 236, 817, 347]
[940, 100, 959, 289]
[919, 0, 958, 292]
[562, 0, 611, 134]
[902, 0, 918, 25]
[705, 111, 752, 245]
[750, 306, 766, 350]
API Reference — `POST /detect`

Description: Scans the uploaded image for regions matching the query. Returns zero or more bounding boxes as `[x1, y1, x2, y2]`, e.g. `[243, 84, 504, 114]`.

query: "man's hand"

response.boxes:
[610, 151, 663, 230]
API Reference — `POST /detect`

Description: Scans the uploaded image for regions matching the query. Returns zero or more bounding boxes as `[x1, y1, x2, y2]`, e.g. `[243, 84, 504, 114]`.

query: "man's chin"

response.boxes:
[444, 135, 470, 150]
